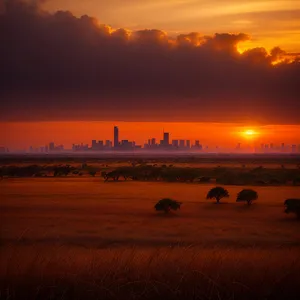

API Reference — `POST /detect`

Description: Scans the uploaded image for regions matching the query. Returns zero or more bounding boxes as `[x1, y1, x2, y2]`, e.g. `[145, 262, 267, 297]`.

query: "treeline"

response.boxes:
[1, 164, 300, 186]
[103, 165, 300, 185]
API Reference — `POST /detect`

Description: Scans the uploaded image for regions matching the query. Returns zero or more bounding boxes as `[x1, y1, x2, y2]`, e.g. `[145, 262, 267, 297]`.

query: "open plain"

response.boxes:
[1, 174, 300, 300]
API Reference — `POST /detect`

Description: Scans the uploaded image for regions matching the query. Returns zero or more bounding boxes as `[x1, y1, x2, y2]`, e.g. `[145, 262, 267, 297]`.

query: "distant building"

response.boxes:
[179, 140, 185, 148]
[186, 140, 191, 149]
[55, 144, 64, 151]
[114, 126, 119, 148]
[72, 143, 88, 151]
[120, 140, 134, 150]
[163, 132, 170, 146]
[105, 140, 112, 149]
[49, 142, 55, 151]
[92, 140, 97, 149]
[172, 140, 179, 147]
[193, 140, 203, 150]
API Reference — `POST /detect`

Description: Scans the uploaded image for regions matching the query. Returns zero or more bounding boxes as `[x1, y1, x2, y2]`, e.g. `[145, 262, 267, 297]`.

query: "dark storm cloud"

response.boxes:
[0, 1, 299, 124]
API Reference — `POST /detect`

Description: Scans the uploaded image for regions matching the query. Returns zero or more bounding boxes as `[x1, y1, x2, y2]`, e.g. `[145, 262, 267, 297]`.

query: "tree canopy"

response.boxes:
[236, 189, 258, 205]
[154, 198, 182, 213]
[206, 187, 229, 203]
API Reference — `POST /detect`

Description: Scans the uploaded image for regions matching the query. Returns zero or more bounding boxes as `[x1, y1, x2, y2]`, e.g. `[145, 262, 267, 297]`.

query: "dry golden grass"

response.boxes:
[1, 178, 300, 299]
[1, 245, 300, 300]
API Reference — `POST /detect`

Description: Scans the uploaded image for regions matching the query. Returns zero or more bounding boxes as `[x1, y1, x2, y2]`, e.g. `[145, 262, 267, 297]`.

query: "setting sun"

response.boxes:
[244, 129, 256, 136]
[240, 129, 259, 139]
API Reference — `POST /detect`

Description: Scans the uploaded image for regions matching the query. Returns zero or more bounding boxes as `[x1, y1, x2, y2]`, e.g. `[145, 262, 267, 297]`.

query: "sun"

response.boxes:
[241, 129, 259, 139]
[244, 129, 255, 136]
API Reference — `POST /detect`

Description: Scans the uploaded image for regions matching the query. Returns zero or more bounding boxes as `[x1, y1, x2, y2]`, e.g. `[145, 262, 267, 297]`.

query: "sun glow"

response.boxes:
[245, 129, 255, 135]
[241, 129, 259, 139]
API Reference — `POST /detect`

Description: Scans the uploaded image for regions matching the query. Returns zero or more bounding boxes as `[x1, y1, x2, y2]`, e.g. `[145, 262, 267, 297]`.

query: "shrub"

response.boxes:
[206, 186, 229, 204]
[284, 199, 300, 219]
[154, 198, 182, 214]
[236, 189, 258, 205]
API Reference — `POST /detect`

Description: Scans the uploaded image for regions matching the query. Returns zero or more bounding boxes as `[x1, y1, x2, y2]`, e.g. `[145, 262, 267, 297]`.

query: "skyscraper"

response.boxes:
[179, 140, 185, 148]
[114, 126, 119, 148]
[49, 142, 55, 151]
[163, 132, 169, 146]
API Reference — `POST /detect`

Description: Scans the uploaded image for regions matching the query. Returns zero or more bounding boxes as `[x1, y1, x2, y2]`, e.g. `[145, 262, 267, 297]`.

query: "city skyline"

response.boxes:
[1, 124, 299, 154]
[2, 121, 300, 151]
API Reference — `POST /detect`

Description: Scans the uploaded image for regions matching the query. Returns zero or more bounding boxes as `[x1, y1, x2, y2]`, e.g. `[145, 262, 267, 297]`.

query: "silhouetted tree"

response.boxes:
[89, 171, 96, 177]
[154, 198, 182, 214]
[206, 186, 229, 204]
[236, 189, 258, 205]
[53, 165, 71, 177]
[284, 199, 300, 219]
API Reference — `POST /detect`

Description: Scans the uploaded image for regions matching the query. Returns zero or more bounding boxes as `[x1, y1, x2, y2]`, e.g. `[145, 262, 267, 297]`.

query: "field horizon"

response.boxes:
[1, 176, 300, 299]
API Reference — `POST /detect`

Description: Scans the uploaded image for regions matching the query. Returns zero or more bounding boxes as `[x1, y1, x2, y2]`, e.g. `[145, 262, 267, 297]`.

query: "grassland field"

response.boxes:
[1, 175, 300, 300]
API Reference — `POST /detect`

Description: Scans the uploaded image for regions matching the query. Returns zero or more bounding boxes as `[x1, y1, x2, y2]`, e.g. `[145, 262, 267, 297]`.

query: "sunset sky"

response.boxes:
[0, 0, 299, 150]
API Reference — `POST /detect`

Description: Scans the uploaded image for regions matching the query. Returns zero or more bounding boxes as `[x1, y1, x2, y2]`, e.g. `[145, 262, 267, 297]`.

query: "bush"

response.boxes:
[154, 198, 182, 213]
[89, 171, 97, 177]
[284, 199, 300, 219]
[236, 189, 258, 205]
[206, 186, 229, 204]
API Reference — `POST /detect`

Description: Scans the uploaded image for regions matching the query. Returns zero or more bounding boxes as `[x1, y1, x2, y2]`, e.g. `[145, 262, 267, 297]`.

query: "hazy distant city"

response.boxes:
[1, 126, 299, 154]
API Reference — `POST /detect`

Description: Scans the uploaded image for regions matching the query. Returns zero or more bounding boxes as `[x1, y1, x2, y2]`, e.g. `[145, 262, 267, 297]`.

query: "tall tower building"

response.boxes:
[49, 142, 55, 151]
[114, 126, 119, 148]
[163, 132, 170, 146]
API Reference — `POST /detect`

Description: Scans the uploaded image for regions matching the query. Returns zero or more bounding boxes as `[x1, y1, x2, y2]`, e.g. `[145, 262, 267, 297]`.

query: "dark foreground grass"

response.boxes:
[1, 245, 300, 300]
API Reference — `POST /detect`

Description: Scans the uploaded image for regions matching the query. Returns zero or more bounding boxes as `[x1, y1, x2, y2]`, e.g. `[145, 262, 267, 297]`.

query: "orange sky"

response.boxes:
[40, 0, 300, 53]
[1, 121, 300, 150]
[1, 1, 299, 151]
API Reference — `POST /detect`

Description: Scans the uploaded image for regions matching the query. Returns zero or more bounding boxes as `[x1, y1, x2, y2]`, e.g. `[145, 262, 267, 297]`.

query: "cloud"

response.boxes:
[0, 1, 299, 124]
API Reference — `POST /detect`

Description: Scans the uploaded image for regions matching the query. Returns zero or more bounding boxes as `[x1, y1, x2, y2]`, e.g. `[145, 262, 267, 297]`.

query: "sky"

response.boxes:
[40, 0, 300, 53]
[0, 0, 300, 150]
